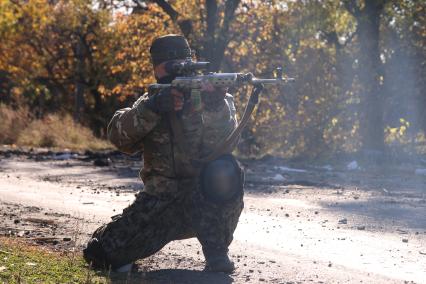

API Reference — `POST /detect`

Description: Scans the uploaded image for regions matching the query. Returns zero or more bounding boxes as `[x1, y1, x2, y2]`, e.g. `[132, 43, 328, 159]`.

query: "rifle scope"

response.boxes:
[166, 60, 210, 75]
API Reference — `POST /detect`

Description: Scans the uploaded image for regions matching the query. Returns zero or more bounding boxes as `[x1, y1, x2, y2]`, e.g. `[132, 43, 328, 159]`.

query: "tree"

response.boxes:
[342, 0, 387, 158]
[1, 0, 424, 157]
[133, 0, 242, 71]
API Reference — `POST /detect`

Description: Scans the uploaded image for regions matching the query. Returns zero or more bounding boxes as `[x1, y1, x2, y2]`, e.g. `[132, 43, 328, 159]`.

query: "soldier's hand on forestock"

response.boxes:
[200, 81, 226, 108]
[145, 87, 184, 113]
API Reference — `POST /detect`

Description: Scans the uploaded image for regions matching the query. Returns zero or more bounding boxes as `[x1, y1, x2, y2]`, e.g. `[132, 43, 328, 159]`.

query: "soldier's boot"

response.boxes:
[203, 248, 235, 273]
[83, 238, 109, 270]
[84, 236, 133, 273]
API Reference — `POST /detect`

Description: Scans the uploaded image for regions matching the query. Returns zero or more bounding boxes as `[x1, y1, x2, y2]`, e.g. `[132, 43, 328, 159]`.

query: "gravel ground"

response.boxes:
[0, 149, 425, 283]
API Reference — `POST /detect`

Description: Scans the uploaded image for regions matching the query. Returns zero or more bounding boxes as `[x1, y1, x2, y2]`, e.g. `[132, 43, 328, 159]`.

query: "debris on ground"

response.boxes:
[0, 148, 425, 283]
[347, 160, 360, 170]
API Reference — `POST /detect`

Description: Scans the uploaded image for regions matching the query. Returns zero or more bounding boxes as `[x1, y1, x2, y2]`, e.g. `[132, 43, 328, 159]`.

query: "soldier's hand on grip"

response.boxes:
[145, 87, 184, 113]
[201, 80, 226, 108]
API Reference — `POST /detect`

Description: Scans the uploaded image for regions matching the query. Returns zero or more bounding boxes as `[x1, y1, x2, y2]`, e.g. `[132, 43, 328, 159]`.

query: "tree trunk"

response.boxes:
[205, 0, 240, 71]
[149, 0, 240, 72]
[354, 1, 386, 158]
[74, 37, 85, 122]
[92, 88, 106, 137]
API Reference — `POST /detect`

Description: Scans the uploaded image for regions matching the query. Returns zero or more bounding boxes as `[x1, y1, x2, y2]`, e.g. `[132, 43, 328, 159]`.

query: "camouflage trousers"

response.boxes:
[85, 177, 244, 269]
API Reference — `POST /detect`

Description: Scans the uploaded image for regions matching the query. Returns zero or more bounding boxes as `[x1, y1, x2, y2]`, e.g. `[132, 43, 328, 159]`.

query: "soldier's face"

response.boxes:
[154, 59, 185, 80]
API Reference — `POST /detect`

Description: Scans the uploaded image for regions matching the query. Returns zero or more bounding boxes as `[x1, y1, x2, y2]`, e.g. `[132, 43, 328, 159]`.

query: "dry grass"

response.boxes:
[0, 104, 31, 145]
[17, 115, 111, 150]
[0, 104, 111, 151]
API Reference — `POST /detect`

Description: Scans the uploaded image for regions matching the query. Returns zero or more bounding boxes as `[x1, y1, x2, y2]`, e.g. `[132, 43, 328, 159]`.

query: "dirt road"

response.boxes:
[0, 150, 425, 283]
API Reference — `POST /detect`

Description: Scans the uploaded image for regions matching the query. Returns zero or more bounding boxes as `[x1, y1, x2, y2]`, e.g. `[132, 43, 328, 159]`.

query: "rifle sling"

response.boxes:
[194, 85, 263, 164]
[168, 85, 263, 170]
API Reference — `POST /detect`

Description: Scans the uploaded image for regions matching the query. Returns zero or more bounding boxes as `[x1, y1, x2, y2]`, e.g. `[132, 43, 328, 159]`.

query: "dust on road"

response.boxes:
[0, 149, 425, 283]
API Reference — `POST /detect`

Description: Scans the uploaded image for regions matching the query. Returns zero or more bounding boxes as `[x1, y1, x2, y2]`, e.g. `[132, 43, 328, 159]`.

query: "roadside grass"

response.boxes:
[17, 115, 112, 151]
[0, 104, 30, 145]
[0, 104, 112, 151]
[0, 237, 108, 284]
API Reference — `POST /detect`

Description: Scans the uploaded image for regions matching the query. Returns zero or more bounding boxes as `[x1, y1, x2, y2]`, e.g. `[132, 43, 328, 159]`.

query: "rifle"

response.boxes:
[147, 58, 295, 167]
[148, 58, 295, 93]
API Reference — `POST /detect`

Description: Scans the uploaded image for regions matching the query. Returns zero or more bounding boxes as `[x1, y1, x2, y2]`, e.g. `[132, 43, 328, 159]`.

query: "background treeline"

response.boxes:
[0, 0, 425, 160]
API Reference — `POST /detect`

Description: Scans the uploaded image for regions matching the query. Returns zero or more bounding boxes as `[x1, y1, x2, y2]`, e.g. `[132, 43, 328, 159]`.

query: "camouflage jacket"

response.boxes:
[107, 91, 238, 196]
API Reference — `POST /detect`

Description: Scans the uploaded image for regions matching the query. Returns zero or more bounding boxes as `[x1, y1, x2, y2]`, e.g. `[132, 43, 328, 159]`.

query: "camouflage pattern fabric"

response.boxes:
[107, 91, 237, 185]
[86, 91, 243, 269]
[90, 178, 243, 269]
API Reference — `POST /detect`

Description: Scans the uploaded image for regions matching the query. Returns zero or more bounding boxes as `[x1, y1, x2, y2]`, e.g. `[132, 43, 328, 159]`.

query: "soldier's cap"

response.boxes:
[150, 34, 191, 66]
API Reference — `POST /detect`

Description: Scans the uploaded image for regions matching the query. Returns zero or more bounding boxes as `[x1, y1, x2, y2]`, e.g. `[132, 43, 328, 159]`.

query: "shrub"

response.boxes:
[17, 114, 111, 150]
[0, 104, 31, 145]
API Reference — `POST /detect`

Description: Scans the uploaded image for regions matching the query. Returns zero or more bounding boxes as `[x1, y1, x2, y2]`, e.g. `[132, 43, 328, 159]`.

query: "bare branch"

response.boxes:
[221, 0, 240, 35]
[342, 0, 361, 17]
[206, 0, 218, 39]
[209, 0, 240, 70]
[148, 0, 179, 21]
[216, 0, 240, 49]
[145, 0, 192, 36]
[374, 0, 388, 11]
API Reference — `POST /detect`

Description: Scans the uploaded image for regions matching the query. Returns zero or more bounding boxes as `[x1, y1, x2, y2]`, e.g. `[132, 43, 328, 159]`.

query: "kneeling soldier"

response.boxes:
[83, 34, 244, 273]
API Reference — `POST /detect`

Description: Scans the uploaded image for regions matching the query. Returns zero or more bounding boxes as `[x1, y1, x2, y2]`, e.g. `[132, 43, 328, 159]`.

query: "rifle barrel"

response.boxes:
[251, 78, 295, 84]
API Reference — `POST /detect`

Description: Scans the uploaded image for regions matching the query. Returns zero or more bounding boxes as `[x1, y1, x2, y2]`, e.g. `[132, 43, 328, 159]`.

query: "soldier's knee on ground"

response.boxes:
[200, 154, 244, 203]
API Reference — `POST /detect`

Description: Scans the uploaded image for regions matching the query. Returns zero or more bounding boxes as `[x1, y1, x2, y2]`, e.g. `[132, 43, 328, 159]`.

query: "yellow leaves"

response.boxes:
[385, 117, 412, 146]
[97, 85, 106, 95]
[399, 118, 410, 127]
[399, 126, 407, 136]
[112, 85, 122, 95]
[115, 52, 126, 61]
[22, 0, 54, 29]
[110, 66, 122, 74]
[1, 0, 421, 158]
[0, 0, 21, 35]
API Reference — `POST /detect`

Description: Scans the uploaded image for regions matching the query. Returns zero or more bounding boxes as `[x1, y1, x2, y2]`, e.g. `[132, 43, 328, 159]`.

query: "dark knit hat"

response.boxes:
[149, 34, 191, 66]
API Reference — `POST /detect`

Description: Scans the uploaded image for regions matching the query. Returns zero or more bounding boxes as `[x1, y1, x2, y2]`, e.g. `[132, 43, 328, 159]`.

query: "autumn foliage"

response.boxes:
[0, 0, 425, 159]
